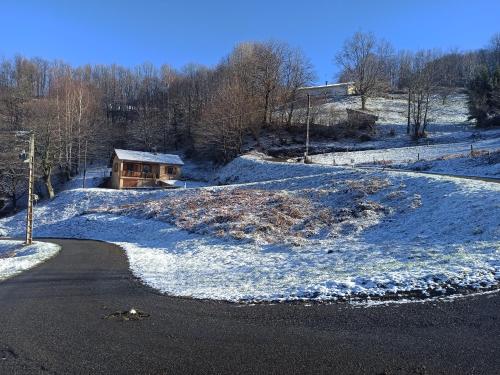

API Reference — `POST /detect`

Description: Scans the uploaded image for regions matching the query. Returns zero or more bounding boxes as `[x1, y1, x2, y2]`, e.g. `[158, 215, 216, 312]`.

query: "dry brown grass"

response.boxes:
[346, 178, 391, 196]
[90, 177, 393, 245]
[436, 149, 499, 161]
[92, 189, 336, 245]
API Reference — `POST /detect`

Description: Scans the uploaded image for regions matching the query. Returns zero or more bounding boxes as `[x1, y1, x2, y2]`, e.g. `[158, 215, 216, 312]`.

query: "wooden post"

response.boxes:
[25, 133, 34, 245]
[305, 94, 311, 161]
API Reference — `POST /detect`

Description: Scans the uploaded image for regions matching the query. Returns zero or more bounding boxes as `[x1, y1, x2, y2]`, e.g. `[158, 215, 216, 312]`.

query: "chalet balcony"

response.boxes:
[121, 170, 157, 179]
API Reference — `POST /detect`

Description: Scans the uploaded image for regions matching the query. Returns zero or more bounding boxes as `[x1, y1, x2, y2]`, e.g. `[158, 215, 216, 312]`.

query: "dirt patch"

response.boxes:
[104, 309, 150, 321]
[0, 347, 18, 360]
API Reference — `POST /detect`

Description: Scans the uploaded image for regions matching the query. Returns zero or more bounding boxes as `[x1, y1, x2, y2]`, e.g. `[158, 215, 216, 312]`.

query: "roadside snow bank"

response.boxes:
[0, 240, 60, 280]
[0, 156, 498, 303]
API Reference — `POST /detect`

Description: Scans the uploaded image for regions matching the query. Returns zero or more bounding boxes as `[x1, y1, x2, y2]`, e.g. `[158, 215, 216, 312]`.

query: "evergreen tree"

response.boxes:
[467, 66, 500, 127]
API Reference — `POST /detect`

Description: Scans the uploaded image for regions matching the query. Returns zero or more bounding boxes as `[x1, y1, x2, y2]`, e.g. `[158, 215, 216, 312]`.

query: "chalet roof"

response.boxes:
[298, 82, 355, 91]
[114, 149, 184, 165]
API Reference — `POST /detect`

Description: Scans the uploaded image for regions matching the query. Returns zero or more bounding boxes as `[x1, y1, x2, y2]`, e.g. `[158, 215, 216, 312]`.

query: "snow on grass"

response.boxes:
[0, 240, 60, 280]
[214, 152, 337, 184]
[389, 149, 500, 178]
[61, 166, 110, 191]
[311, 137, 500, 169]
[318, 93, 469, 127]
[0, 156, 498, 303]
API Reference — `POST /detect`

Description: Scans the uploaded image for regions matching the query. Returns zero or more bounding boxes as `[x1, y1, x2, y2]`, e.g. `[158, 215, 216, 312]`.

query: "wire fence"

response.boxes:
[325, 142, 498, 168]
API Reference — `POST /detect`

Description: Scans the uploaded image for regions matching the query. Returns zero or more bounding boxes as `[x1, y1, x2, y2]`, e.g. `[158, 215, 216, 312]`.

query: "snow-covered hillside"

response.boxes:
[318, 93, 470, 126]
[1, 156, 498, 303]
[215, 152, 336, 184]
[263, 93, 495, 157]
[312, 136, 500, 167]
[391, 150, 500, 178]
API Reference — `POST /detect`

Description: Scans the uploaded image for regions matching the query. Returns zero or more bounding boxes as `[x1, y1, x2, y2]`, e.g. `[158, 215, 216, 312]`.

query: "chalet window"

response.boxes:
[113, 163, 118, 172]
[167, 166, 175, 175]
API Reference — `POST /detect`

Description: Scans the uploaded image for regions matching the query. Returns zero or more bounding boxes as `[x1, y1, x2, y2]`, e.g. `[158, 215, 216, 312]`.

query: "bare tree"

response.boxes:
[280, 47, 315, 126]
[397, 51, 415, 134]
[24, 99, 60, 199]
[0, 132, 29, 211]
[336, 32, 393, 110]
[407, 51, 439, 139]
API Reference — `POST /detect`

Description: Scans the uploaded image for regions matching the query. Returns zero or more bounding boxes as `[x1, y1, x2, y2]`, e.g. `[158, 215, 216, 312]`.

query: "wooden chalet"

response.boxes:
[110, 149, 184, 189]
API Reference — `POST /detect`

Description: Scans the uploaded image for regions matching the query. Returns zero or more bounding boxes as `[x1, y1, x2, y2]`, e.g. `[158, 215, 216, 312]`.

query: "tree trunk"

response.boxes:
[414, 92, 422, 139]
[43, 168, 55, 200]
[287, 101, 295, 127]
[264, 90, 271, 125]
[42, 146, 55, 199]
[407, 89, 411, 134]
[11, 192, 17, 211]
[361, 95, 367, 110]
[422, 92, 431, 135]
[64, 165, 71, 181]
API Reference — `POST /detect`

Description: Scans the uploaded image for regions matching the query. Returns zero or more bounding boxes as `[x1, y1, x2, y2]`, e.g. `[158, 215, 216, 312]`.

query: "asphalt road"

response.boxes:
[1, 239, 499, 374]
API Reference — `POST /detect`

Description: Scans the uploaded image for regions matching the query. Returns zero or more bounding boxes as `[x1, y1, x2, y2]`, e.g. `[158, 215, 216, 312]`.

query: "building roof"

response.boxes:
[298, 82, 355, 91]
[114, 149, 184, 165]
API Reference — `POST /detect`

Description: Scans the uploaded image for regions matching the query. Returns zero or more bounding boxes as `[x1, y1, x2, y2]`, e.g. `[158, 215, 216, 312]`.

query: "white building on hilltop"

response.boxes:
[297, 82, 356, 98]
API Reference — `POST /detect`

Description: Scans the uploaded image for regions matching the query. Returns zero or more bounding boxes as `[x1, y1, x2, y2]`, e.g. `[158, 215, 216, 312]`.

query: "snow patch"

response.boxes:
[0, 240, 60, 280]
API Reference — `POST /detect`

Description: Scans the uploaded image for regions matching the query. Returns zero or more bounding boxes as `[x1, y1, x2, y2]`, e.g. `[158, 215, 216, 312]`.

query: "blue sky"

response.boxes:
[1, 0, 499, 83]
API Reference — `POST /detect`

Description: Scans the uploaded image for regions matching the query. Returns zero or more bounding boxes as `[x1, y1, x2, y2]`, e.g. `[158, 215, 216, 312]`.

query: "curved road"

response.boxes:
[1, 239, 499, 374]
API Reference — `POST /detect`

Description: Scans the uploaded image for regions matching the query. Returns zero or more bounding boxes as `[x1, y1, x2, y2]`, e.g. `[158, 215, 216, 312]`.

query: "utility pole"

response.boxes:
[25, 132, 35, 245]
[82, 139, 88, 188]
[304, 94, 311, 162]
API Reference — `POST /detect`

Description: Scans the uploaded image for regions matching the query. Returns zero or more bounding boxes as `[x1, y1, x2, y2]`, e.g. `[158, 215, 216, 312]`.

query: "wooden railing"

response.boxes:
[122, 171, 156, 179]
